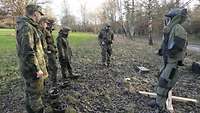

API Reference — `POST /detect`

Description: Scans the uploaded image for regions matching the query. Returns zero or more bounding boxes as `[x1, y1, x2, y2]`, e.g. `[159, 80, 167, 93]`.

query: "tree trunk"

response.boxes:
[148, 0, 153, 45]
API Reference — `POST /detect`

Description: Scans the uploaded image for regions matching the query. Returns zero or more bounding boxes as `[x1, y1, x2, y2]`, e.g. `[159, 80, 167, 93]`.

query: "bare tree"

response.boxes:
[61, 0, 77, 30]
[124, 0, 135, 39]
[117, 0, 127, 36]
[80, 0, 88, 32]
[147, 0, 153, 45]
[0, 0, 50, 16]
[98, 0, 118, 29]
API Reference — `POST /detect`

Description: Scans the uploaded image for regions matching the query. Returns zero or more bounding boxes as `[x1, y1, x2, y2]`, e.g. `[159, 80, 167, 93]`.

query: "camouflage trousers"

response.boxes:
[47, 53, 58, 85]
[59, 57, 72, 79]
[101, 44, 112, 65]
[24, 75, 45, 113]
[156, 62, 179, 109]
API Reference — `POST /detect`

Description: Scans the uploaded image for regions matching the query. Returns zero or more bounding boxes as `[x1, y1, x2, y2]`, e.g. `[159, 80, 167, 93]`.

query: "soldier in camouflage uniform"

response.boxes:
[149, 8, 188, 113]
[98, 24, 114, 67]
[39, 17, 58, 86]
[57, 27, 79, 80]
[39, 17, 48, 64]
[16, 4, 48, 113]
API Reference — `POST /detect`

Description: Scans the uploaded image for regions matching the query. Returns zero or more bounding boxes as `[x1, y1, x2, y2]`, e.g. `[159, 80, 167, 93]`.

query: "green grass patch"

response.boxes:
[0, 29, 97, 55]
[0, 29, 16, 54]
[52, 31, 97, 46]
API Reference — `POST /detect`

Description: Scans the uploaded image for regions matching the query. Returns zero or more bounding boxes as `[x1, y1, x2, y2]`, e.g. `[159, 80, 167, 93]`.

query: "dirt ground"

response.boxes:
[0, 36, 200, 113]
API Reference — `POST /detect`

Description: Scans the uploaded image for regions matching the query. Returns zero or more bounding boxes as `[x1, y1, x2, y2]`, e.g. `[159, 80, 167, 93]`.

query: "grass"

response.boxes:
[0, 29, 97, 55]
[0, 29, 16, 54]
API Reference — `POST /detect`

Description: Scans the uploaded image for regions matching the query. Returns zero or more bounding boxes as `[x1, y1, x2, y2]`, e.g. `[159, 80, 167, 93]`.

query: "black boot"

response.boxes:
[148, 99, 160, 109]
[25, 105, 35, 113]
[52, 80, 57, 87]
[68, 69, 80, 80]
[36, 108, 44, 113]
[26, 105, 44, 113]
[148, 100, 170, 113]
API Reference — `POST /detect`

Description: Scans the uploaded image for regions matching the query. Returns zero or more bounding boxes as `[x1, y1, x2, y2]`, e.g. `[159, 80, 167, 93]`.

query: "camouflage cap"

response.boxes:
[62, 26, 71, 32]
[48, 18, 55, 24]
[105, 23, 111, 27]
[39, 17, 49, 23]
[26, 4, 44, 15]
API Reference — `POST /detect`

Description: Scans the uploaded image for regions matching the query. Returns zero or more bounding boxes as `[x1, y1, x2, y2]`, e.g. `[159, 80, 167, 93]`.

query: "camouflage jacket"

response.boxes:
[40, 28, 57, 54]
[56, 34, 72, 61]
[16, 16, 48, 80]
[98, 29, 114, 45]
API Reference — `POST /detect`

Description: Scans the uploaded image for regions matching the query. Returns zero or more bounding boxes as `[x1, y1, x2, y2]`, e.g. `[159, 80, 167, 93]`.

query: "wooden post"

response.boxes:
[166, 90, 174, 112]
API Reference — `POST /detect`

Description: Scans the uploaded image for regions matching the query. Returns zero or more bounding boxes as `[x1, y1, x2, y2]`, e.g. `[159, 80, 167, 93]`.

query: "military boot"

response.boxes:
[52, 80, 57, 87]
[36, 108, 44, 113]
[148, 99, 160, 109]
[26, 105, 44, 113]
[68, 69, 80, 80]
[148, 100, 170, 113]
[25, 105, 35, 113]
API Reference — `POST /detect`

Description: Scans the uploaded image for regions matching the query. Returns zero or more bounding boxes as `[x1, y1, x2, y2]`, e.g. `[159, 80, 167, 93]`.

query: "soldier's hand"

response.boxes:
[36, 70, 44, 78]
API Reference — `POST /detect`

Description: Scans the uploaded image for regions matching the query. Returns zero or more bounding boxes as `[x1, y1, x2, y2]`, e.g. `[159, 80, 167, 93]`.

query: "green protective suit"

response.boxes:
[156, 14, 188, 110]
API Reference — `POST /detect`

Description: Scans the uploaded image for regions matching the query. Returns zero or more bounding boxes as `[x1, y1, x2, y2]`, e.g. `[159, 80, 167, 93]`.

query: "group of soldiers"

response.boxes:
[16, 4, 80, 113]
[15, 3, 188, 113]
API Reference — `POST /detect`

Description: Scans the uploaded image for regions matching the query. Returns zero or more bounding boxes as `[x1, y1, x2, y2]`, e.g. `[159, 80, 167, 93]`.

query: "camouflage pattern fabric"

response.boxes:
[98, 27, 114, 66]
[16, 16, 48, 113]
[57, 32, 73, 78]
[40, 27, 58, 86]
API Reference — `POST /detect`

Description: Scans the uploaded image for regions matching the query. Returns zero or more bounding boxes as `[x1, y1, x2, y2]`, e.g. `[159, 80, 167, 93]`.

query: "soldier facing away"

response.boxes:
[98, 24, 114, 67]
[148, 8, 188, 113]
[39, 17, 58, 86]
[57, 27, 79, 80]
[16, 4, 48, 113]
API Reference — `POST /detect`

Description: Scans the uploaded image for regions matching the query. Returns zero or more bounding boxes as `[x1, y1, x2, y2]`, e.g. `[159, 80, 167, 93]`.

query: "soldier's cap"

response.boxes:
[39, 17, 49, 23]
[61, 26, 71, 32]
[26, 4, 44, 15]
[165, 8, 187, 18]
[105, 23, 111, 27]
[48, 18, 55, 24]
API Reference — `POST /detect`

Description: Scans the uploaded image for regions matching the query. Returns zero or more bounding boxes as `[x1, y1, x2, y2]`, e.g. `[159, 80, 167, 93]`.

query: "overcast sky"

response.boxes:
[39, 0, 199, 23]
[49, 0, 105, 23]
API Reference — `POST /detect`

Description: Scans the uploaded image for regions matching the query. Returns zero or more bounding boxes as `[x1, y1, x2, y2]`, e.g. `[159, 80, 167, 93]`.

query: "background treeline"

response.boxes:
[0, 0, 200, 40]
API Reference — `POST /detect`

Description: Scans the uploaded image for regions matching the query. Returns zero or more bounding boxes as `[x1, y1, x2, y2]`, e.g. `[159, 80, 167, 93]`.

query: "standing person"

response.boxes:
[39, 17, 58, 86]
[98, 24, 114, 67]
[16, 4, 48, 113]
[149, 8, 188, 113]
[39, 17, 48, 65]
[57, 27, 79, 80]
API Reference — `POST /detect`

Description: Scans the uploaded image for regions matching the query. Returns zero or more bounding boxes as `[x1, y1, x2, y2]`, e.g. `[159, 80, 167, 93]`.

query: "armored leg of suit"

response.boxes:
[156, 63, 179, 110]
